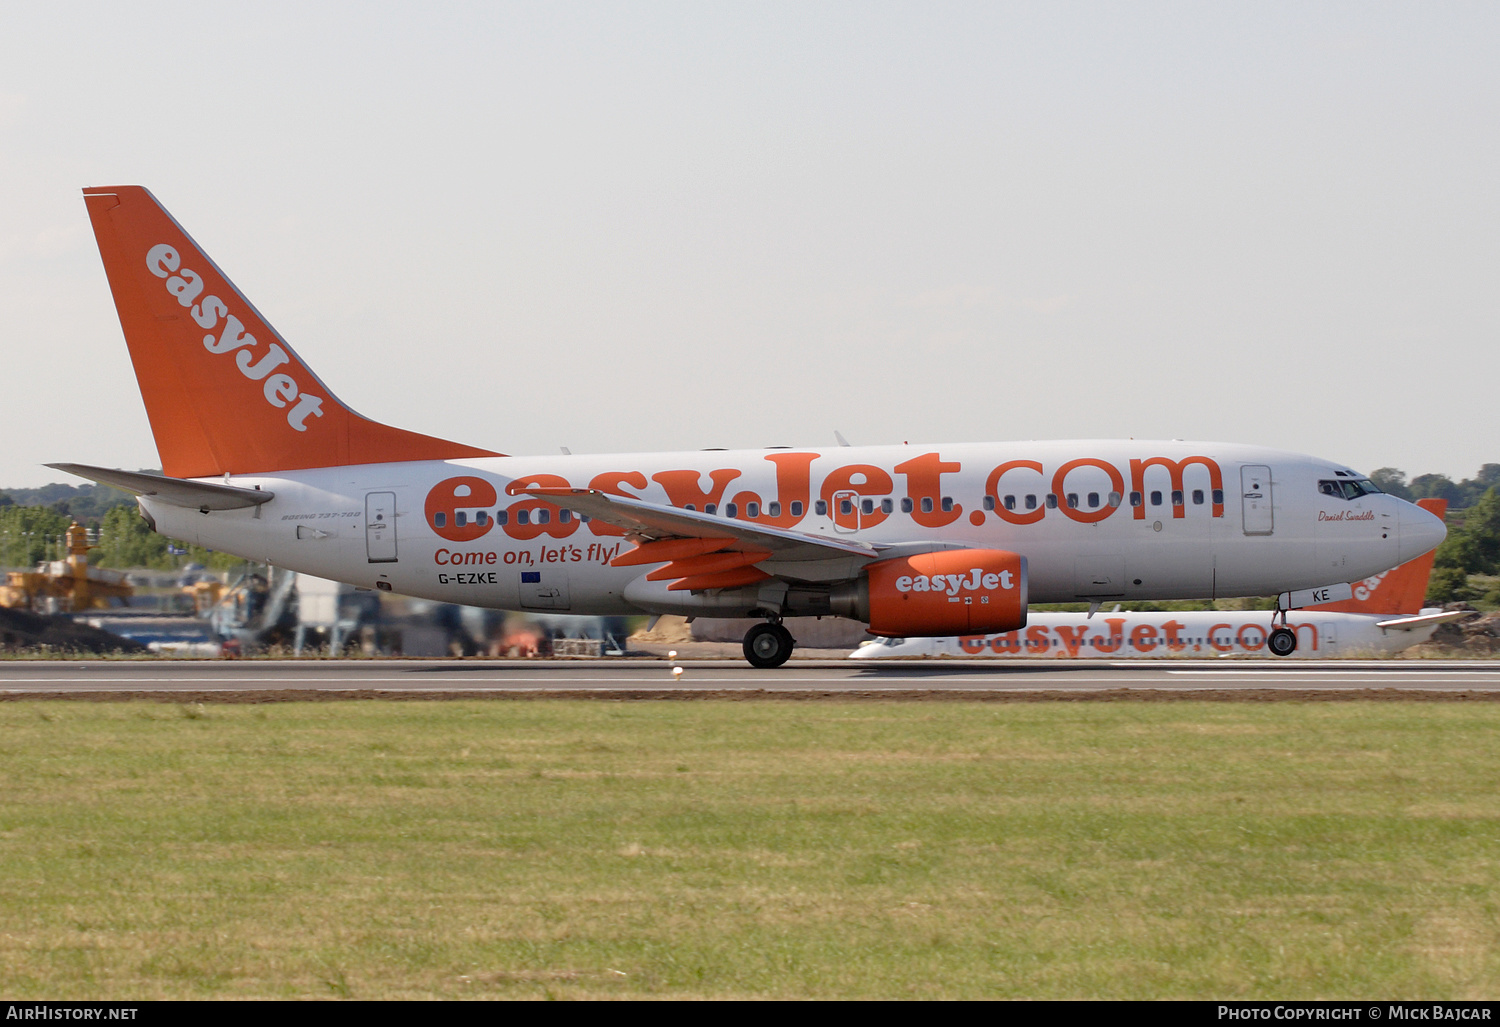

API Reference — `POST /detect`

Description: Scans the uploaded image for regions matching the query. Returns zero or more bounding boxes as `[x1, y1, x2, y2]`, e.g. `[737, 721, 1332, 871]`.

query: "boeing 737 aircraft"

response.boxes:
[850, 500, 1465, 660]
[57, 187, 1447, 667]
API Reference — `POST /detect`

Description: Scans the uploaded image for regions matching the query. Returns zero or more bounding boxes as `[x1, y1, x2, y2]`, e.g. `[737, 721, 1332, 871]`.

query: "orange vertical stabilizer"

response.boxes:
[82, 186, 500, 478]
[1310, 498, 1448, 615]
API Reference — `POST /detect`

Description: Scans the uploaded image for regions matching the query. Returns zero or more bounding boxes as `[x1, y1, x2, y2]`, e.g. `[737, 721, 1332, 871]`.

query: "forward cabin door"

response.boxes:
[365, 492, 399, 563]
[1241, 465, 1274, 536]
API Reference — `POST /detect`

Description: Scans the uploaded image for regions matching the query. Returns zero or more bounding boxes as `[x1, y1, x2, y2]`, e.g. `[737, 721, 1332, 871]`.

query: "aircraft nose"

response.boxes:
[1398, 501, 1447, 564]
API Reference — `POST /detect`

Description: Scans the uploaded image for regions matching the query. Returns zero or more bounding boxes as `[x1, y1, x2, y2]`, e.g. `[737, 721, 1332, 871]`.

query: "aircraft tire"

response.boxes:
[744, 622, 795, 668]
[1267, 627, 1297, 657]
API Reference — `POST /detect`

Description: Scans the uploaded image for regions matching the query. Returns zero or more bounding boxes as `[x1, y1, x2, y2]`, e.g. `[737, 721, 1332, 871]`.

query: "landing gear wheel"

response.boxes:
[1267, 627, 1297, 658]
[743, 623, 795, 668]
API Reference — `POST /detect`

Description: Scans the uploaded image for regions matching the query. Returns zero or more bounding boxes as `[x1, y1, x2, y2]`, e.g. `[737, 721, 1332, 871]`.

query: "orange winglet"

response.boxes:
[82, 186, 499, 478]
[666, 566, 773, 592]
[611, 537, 730, 567]
[644, 548, 774, 582]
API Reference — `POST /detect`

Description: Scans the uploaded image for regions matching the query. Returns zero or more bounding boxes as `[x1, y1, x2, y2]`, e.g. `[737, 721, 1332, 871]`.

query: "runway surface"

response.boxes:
[2, 657, 1500, 701]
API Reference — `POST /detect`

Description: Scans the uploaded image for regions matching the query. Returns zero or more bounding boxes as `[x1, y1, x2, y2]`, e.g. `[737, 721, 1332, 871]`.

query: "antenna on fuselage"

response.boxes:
[834, 431, 851, 447]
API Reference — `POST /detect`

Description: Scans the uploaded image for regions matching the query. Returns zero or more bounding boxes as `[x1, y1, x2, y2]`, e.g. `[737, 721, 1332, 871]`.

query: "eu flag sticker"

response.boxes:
[521, 571, 541, 583]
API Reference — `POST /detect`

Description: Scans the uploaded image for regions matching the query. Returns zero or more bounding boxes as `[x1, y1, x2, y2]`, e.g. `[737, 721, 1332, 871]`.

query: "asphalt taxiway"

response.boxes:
[2, 658, 1499, 701]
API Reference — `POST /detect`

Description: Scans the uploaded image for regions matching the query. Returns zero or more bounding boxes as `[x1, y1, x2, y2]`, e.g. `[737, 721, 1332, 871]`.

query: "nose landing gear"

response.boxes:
[743, 619, 795, 668]
[1267, 610, 1297, 657]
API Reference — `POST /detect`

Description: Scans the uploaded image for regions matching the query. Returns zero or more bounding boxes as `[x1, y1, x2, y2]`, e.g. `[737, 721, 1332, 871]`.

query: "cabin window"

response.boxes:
[1171, 490, 1184, 507]
[768, 502, 780, 517]
[705, 503, 717, 515]
[580, 514, 589, 523]
[516, 509, 530, 525]
[941, 497, 954, 512]
[790, 501, 803, 517]
[1067, 493, 1079, 509]
[1004, 495, 1017, 511]
[1130, 492, 1142, 507]
[983, 495, 996, 511]
[725, 503, 738, 518]
[1087, 492, 1099, 508]
[815, 500, 827, 516]
[1046, 494, 1058, 509]
[746, 502, 759, 518]
[434, 512, 447, 527]
[1108, 492, 1122, 508]
[1150, 491, 1163, 506]
[684, 503, 696, 511]
[496, 509, 509, 525]
[1192, 489, 1204, 505]
[559, 509, 572, 523]
[475, 511, 488, 526]
[536, 509, 550, 524]
[1025, 495, 1037, 510]
[455, 511, 467, 527]
[901, 498, 914, 513]
[921, 497, 934, 513]
[881, 498, 893, 514]
[1212, 489, 1224, 505]
[861, 499, 874, 515]
[840, 499, 854, 516]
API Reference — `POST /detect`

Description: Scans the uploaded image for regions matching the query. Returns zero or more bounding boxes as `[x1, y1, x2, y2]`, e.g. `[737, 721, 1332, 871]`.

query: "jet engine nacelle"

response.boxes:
[831, 549, 1028, 637]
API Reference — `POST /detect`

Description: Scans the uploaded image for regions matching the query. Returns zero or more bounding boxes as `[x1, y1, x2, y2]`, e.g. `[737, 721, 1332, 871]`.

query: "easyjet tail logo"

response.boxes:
[146, 244, 325, 432]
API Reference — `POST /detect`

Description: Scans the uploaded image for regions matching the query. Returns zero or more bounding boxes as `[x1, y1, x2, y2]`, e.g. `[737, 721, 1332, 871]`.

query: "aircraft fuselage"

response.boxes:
[139, 438, 1440, 619]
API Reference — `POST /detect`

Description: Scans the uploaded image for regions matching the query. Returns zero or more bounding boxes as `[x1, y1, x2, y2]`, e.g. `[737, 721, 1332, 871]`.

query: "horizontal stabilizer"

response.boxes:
[47, 463, 274, 511]
[1373, 609, 1472, 632]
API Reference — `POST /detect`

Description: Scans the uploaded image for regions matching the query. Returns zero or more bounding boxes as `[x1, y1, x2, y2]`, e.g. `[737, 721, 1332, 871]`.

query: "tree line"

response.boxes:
[1369, 465, 1500, 510]
[0, 498, 242, 571]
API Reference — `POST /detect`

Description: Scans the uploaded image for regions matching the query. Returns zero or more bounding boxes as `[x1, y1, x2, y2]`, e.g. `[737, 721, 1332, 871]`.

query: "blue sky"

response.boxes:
[2, 2, 1496, 487]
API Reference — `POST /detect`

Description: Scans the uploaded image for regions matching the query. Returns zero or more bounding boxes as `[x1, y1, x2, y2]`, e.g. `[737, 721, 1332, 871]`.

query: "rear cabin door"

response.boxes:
[365, 492, 399, 563]
[1241, 465, 1274, 536]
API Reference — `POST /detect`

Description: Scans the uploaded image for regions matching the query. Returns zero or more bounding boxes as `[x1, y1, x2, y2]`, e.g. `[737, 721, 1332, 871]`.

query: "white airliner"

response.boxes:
[57, 187, 1447, 667]
[851, 499, 1465, 660]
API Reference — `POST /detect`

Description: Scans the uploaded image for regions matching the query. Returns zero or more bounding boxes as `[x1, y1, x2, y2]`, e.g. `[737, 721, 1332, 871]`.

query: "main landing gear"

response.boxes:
[743, 619, 796, 669]
[1267, 610, 1297, 658]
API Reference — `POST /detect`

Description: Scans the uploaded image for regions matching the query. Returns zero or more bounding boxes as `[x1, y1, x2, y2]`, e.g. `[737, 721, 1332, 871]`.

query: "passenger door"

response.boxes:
[1241, 465, 1273, 536]
[365, 492, 398, 563]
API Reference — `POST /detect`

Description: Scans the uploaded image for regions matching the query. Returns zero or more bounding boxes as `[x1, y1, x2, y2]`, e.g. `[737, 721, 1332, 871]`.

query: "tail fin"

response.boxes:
[82, 186, 499, 478]
[1310, 498, 1448, 615]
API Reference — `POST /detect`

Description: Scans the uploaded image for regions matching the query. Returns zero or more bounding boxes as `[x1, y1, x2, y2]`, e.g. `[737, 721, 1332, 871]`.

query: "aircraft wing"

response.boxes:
[48, 463, 275, 511]
[1373, 610, 1473, 632]
[521, 486, 881, 564]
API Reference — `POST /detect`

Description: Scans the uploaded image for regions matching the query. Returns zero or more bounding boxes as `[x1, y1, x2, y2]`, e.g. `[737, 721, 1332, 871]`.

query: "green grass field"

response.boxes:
[1, 700, 1497, 999]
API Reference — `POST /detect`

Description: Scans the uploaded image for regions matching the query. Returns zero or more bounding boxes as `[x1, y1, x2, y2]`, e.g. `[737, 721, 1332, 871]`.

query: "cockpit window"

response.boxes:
[1318, 478, 1382, 501]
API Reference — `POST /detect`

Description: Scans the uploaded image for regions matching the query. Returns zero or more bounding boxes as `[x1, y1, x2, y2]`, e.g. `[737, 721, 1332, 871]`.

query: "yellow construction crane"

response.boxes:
[0, 522, 132, 612]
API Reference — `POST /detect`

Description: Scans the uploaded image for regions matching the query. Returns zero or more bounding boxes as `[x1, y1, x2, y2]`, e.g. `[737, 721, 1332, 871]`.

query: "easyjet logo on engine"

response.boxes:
[895, 568, 1015, 596]
[146, 244, 325, 432]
